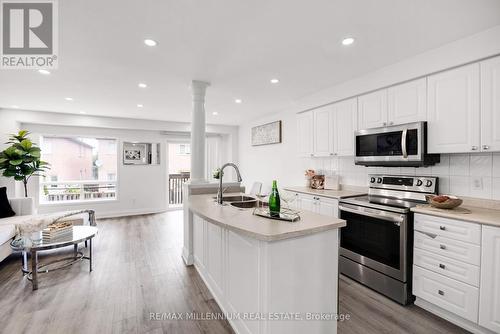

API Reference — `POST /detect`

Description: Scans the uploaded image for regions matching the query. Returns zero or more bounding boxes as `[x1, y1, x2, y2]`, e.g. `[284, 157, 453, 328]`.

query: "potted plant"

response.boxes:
[213, 168, 223, 179]
[0, 131, 50, 197]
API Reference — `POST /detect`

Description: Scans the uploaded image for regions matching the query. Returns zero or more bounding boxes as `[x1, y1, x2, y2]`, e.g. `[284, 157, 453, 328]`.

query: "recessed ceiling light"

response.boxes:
[144, 39, 158, 47]
[11, 105, 19, 109]
[138, 83, 147, 88]
[235, 99, 242, 104]
[65, 97, 73, 101]
[38, 69, 51, 75]
[341, 37, 355, 46]
[79, 111, 86, 114]
[212, 111, 218, 115]
[137, 104, 144, 108]
[270, 78, 280, 84]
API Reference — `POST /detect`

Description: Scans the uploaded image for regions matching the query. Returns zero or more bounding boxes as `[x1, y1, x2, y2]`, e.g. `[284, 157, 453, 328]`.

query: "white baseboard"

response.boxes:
[96, 208, 167, 219]
[415, 298, 495, 334]
[182, 247, 194, 266]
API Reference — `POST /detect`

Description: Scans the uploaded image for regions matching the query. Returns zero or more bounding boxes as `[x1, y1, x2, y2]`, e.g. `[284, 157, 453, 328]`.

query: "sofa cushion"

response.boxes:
[0, 187, 15, 219]
[0, 224, 15, 245]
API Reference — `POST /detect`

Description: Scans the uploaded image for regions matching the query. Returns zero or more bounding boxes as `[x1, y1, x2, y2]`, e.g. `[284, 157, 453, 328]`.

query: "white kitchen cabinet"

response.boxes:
[427, 64, 481, 153]
[358, 89, 388, 129]
[388, 78, 427, 125]
[294, 192, 339, 218]
[333, 98, 358, 156]
[316, 196, 339, 218]
[479, 225, 500, 333]
[313, 106, 333, 156]
[206, 222, 224, 296]
[193, 214, 205, 268]
[480, 56, 500, 152]
[297, 111, 314, 157]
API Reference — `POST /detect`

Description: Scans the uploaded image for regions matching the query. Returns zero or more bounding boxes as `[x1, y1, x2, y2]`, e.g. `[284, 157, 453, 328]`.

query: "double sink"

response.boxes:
[216, 195, 260, 209]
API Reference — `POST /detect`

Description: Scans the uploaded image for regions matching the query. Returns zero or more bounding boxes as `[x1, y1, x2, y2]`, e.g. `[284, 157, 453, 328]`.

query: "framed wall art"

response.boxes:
[251, 120, 282, 146]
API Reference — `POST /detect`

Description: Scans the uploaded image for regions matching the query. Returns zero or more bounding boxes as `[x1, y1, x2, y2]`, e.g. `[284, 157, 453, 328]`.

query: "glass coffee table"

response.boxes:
[19, 226, 98, 290]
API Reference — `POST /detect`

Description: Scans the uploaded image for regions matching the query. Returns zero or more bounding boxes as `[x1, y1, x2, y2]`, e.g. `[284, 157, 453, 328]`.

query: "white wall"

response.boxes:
[239, 26, 500, 198]
[0, 109, 239, 217]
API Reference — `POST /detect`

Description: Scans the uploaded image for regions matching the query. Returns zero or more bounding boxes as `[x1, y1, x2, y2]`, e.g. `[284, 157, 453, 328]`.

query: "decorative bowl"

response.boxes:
[426, 195, 463, 209]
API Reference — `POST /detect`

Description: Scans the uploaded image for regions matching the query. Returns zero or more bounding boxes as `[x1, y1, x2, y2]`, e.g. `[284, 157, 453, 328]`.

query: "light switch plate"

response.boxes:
[471, 177, 483, 190]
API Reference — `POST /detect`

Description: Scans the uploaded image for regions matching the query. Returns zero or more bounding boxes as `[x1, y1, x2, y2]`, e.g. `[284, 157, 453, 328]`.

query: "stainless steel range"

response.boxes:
[339, 174, 438, 305]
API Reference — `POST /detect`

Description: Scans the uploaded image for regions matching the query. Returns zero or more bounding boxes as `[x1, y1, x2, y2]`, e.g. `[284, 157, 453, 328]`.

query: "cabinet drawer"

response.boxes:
[415, 214, 480, 245]
[413, 266, 479, 323]
[414, 231, 480, 266]
[414, 248, 480, 287]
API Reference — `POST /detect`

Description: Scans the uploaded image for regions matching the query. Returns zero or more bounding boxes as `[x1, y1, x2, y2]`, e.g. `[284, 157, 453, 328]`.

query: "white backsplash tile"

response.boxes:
[431, 155, 450, 175]
[450, 154, 470, 176]
[306, 152, 498, 199]
[469, 176, 492, 199]
[492, 178, 500, 200]
[492, 153, 500, 177]
[449, 176, 470, 197]
[438, 176, 450, 195]
[470, 153, 492, 177]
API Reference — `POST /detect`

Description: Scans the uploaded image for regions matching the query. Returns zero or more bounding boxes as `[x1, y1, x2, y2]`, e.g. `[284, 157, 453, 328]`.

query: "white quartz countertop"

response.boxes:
[188, 193, 346, 242]
[283, 186, 367, 199]
[411, 205, 500, 227]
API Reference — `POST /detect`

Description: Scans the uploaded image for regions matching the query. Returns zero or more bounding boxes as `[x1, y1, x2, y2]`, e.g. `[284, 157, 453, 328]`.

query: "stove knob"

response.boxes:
[425, 180, 433, 187]
[370, 177, 376, 183]
[416, 179, 423, 187]
[377, 177, 383, 183]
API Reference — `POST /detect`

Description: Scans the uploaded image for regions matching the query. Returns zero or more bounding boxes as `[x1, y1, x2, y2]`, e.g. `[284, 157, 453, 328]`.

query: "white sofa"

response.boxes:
[0, 197, 35, 263]
[0, 198, 94, 263]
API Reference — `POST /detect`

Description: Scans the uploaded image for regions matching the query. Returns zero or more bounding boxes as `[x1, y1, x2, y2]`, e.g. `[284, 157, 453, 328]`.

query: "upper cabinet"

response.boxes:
[333, 98, 358, 156]
[313, 105, 333, 157]
[387, 78, 427, 125]
[358, 78, 426, 130]
[427, 64, 481, 153]
[358, 89, 388, 129]
[481, 56, 500, 152]
[297, 111, 314, 157]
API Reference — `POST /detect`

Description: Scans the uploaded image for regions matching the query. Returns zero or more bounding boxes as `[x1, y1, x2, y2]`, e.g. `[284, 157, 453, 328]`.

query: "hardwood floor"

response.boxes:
[0, 212, 469, 334]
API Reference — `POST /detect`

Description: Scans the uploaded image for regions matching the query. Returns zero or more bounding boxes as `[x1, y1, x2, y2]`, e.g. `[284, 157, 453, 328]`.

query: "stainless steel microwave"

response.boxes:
[354, 121, 440, 167]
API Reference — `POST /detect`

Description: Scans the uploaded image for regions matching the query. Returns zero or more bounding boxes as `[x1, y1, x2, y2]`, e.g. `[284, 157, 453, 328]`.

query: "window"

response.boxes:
[39, 136, 118, 203]
[178, 144, 190, 155]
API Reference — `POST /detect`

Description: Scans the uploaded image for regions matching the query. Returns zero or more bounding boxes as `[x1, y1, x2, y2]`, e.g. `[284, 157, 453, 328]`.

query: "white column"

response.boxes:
[190, 80, 210, 184]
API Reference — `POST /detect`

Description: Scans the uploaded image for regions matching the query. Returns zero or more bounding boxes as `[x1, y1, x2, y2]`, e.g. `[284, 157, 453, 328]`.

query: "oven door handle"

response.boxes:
[339, 204, 405, 224]
[402, 128, 408, 159]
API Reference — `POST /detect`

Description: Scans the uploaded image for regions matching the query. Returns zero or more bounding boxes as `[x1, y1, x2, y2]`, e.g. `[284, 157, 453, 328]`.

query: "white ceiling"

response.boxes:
[1, 0, 500, 125]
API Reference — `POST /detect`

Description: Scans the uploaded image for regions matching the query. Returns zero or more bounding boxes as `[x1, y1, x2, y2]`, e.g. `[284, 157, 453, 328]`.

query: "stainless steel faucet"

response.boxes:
[217, 163, 243, 204]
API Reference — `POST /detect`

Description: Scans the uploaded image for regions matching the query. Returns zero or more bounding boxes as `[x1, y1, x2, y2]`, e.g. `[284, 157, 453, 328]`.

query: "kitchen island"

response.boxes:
[188, 193, 346, 334]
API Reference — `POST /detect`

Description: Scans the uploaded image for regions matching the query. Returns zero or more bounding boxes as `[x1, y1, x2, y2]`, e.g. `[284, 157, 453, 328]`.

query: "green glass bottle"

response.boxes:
[268, 180, 281, 217]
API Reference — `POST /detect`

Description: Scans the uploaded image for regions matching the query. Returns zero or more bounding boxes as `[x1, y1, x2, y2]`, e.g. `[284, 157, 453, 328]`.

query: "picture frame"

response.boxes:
[123, 142, 151, 165]
[251, 120, 282, 146]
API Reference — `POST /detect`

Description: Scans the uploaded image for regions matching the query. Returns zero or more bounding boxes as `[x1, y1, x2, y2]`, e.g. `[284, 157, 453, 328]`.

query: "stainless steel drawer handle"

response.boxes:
[471, 146, 478, 151]
[483, 145, 490, 150]
[439, 226, 446, 231]
[439, 244, 446, 250]
[438, 290, 445, 296]
[439, 264, 446, 269]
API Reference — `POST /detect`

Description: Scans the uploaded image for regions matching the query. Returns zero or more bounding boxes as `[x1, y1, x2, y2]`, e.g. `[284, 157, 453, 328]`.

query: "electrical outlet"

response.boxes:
[471, 177, 483, 190]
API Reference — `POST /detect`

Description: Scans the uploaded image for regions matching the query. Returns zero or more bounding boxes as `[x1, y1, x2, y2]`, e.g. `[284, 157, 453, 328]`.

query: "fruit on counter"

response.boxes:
[432, 195, 450, 203]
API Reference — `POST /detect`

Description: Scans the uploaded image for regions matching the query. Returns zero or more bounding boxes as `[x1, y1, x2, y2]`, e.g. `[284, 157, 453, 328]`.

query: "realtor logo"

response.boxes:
[1, 0, 58, 69]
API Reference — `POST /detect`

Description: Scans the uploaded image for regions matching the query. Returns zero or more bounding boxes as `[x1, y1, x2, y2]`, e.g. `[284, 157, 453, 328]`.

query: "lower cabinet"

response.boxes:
[479, 226, 500, 333]
[292, 193, 339, 218]
[414, 214, 500, 334]
[192, 214, 340, 334]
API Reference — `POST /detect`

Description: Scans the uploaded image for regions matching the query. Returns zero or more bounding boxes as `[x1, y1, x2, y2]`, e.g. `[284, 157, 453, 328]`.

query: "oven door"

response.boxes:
[339, 203, 408, 282]
[354, 122, 424, 165]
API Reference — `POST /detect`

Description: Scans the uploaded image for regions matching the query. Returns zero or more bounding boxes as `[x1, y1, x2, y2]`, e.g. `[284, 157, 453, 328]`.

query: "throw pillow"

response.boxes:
[0, 187, 16, 218]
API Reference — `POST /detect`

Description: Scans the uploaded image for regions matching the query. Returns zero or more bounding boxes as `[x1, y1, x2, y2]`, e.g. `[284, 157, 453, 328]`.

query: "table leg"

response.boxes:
[74, 243, 78, 258]
[89, 238, 93, 272]
[22, 251, 28, 274]
[31, 249, 38, 290]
